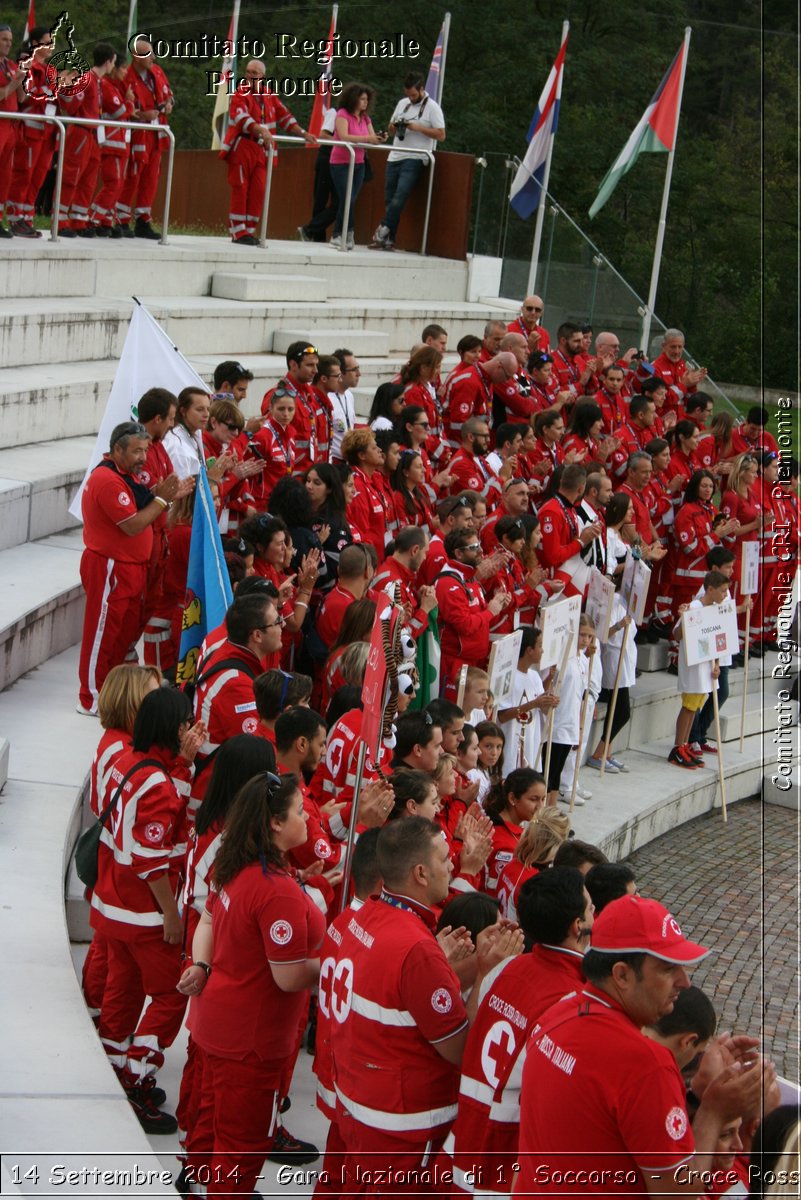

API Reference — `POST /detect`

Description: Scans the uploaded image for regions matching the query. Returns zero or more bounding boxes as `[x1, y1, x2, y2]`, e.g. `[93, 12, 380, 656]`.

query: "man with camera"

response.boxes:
[370, 70, 445, 251]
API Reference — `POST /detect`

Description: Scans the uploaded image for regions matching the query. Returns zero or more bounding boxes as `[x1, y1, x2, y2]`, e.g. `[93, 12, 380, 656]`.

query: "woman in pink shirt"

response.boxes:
[330, 83, 387, 250]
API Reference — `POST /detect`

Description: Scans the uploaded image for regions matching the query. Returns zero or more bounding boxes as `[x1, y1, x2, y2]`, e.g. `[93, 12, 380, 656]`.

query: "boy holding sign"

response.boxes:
[668, 570, 732, 769]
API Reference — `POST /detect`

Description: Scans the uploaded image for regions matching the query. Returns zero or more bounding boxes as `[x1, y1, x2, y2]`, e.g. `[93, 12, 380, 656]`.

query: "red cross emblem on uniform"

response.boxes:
[331, 958, 354, 1024]
[317, 955, 335, 1019]
[666, 1106, 687, 1140]
[481, 1019, 517, 1089]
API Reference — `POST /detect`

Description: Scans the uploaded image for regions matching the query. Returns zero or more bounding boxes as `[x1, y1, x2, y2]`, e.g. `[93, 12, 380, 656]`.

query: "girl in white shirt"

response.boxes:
[498, 627, 558, 778]
[547, 615, 594, 806]
[162, 387, 209, 478]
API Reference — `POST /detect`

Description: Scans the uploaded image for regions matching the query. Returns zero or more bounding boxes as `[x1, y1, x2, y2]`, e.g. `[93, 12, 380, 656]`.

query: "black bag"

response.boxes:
[182, 656, 257, 708]
[74, 758, 163, 888]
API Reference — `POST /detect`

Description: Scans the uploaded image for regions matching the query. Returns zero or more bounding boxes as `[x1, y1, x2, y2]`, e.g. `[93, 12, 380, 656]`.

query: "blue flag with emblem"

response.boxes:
[176, 467, 233, 684]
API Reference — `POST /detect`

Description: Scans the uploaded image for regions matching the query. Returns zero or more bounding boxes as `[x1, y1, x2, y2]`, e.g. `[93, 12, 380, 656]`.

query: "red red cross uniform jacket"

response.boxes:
[89, 746, 191, 941]
[0, 56, 20, 206]
[373, 556, 430, 640]
[329, 892, 467, 1140]
[244, 419, 296, 510]
[537, 496, 582, 573]
[506, 316, 551, 353]
[517, 985, 695, 1198]
[551, 349, 586, 398]
[443, 945, 586, 1196]
[441, 364, 494, 449]
[528, 437, 565, 494]
[123, 62, 172, 153]
[668, 500, 722, 620]
[651, 352, 697, 415]
[435, 560, 494, 688]
[193, 639, 263, 757]
[608, 421, 651, 484]
[617, 482, 654, 545]
[346, 467, 387, 561]
[448, 449, 503, 508]
[594, 386, 629, 435]
[482, 820, 522, 898]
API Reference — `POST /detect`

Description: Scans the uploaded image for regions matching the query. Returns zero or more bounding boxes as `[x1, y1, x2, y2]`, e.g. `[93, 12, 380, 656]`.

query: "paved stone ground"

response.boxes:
[625, 798, 799, 1080]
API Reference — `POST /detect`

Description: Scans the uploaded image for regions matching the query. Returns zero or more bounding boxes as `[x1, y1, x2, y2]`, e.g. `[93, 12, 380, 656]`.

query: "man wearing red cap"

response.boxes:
[515, 895, 766, 1198]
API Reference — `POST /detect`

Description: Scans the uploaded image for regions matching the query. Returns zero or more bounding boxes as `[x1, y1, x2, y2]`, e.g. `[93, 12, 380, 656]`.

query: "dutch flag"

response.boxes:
[509, 27, 569, 220]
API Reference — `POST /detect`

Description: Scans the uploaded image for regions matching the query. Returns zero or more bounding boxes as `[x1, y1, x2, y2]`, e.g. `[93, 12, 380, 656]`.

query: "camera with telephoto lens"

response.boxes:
[394, 118, 408, 141]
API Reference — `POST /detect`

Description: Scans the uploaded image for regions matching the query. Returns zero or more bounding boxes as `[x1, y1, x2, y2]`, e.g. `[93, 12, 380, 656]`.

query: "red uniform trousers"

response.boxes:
[175, 906, 201, 1138]
[227, 139, 266, 239]
[336, 1110, 449, 1197]
[90, 150, 130, 227]
[185, 1050, 285, 1198]
[81, 931, 109, 1016]
[0, 121, 16, 208]
[313, 1121, 348, 1197]
[7, 133, 56, 223]
[117, 132, 162, 223]
[78, 550, 148, 713]
[98, 930, 186, 1086]
[59, 128, 100, 230]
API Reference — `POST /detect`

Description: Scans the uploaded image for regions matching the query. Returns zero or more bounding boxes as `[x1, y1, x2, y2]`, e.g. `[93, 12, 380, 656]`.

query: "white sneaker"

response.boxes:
[329, 235, 342, 249]
[373, 222, 390, 243]
[76, 704, 98, 717]
[575, 783, 593, 800]
[558, 789, 585, 807]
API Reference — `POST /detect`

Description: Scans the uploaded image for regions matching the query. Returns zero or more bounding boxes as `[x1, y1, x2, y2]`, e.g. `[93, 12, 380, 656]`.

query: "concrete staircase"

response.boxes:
[0, 236, 510, 704]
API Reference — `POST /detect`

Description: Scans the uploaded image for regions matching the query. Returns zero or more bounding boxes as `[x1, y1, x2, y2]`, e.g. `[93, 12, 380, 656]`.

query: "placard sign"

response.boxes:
[585, 568, 616, 642]
[681, 599, 739, 666]
[539, 594, 582, 671]
[740, 541, 760, 596]
[488, 630, 523, 712]
[627, 558, 652, 625]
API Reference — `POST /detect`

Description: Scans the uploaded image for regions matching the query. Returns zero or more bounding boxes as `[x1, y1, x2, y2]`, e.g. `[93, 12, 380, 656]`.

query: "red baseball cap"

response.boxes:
[591, 895, 711, 965]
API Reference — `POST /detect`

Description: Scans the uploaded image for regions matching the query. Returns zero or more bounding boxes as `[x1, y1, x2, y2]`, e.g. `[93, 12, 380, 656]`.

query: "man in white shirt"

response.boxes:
[330, 348, 359, 461]
[371, 71, 445, 251]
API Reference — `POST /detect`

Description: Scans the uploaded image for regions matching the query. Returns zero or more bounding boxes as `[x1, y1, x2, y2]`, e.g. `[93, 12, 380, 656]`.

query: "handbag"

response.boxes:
[75, 757, 162, 888]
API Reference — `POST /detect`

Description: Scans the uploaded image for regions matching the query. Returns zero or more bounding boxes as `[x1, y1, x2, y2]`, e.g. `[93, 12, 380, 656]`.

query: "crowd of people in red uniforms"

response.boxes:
[0, 28, 171, 239]
[75, 306, 798, 1194]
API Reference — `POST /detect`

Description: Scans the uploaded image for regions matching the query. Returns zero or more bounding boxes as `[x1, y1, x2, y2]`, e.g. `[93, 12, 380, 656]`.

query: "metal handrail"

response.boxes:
[258, 133, 436, 254]
[0, 110, 175, 244]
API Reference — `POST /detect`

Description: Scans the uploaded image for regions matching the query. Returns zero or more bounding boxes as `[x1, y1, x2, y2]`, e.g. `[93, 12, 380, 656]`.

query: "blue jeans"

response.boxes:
[381, 158, 425, 238]
[690, 666, 730, 744]
[330, 162, 365, 236]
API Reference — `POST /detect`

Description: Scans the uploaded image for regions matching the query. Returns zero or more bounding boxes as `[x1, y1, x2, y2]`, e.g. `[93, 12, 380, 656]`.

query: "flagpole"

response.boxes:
[223, 0, 242, 143]
[438, 12, 451, 103]
[639, 26, 691, 352]
[526, 19, 568, 295]
[126, 0, 137, 49]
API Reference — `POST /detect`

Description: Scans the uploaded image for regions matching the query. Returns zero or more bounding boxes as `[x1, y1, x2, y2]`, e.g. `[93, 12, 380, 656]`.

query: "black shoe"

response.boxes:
[76, 226, 95, 237]
[748, 642, 765, 658]
[93, 224, 111, 237]
[173, 1166, 190, 1197]
[0, 224, 12, 238]
[666, 664, 679, 676]
[110, 224, 123, 238]
[730, 653, 744, 668]
[649, 620, 671, 641]
[119, 223, 135, 239]
[10, 220, 42, 238]
[233, 233, 258, 245]
[137, 1075, 167, 1108]
[127, 1083, 178, 1134]
[267, 1125, 319, 1165]
[135, 218, 160, 240]
[59, 227, 77, 238]
[762, 639, 780, 651]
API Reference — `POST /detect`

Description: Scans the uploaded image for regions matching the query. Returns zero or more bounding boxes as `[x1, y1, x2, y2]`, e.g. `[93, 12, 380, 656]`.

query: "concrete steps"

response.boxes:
[211, 271, 329, 302]
[0, 529, 84, 692]
[0, 294, 504, 370]
[0, 354, 413, 449]
[1, 235, 472, 303]
[718, 695, 798, 741]
[0, 437, 92, 548]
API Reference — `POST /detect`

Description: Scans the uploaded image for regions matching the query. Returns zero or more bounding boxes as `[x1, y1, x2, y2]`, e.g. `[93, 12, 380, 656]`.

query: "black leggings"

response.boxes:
[547, 742, 572, 792]
[599, 686, 631, 746]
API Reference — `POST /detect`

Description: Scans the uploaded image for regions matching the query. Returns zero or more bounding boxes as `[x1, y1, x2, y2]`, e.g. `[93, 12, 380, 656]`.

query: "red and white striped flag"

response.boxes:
[308, 4, 337, 139]
[22, 0, 36, 42]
